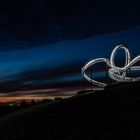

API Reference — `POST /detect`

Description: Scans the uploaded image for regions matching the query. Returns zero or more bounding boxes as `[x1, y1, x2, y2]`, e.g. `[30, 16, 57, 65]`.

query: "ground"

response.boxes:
[0, 82, 140, 140]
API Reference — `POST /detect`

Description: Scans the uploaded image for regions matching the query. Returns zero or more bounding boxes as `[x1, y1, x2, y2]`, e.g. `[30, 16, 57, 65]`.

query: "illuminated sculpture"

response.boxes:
[82, 44, 140, 89]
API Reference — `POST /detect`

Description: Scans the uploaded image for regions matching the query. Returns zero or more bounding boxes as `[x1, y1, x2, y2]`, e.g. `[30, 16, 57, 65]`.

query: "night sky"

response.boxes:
[0, 0, 140, 99]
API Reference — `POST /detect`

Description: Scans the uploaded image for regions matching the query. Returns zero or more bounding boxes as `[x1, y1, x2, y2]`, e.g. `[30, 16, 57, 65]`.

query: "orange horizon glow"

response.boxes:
[0, 88, 77, 104]
[0, 95, 74, 104]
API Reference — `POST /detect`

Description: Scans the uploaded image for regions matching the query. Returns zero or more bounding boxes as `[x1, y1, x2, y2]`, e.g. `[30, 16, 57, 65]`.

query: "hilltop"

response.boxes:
[0, 82, 140, 140]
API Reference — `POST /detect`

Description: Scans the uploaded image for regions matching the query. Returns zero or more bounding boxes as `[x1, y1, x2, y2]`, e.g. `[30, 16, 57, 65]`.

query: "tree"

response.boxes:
[20, 100, 28, 107]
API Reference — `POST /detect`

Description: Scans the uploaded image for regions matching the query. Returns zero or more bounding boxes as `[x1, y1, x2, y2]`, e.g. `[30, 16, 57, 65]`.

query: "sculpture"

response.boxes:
[82, 44, 140, 89]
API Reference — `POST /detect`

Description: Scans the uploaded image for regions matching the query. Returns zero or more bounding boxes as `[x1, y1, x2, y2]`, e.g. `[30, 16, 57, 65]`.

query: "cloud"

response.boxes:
[0, 27, 140, 97]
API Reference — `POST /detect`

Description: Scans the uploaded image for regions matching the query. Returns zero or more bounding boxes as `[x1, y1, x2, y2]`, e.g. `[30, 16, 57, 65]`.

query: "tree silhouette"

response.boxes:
[20, 100, 28, 107]
[31, 99, 35, 105]
[54, 97, 63, 101]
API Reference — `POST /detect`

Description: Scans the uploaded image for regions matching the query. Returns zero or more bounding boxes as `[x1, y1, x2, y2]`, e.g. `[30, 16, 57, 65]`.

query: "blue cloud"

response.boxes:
[0, 27, 140, 96]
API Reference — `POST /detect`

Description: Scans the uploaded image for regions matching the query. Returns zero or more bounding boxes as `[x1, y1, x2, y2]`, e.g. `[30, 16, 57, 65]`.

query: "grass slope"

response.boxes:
[0, 82, 140, 140]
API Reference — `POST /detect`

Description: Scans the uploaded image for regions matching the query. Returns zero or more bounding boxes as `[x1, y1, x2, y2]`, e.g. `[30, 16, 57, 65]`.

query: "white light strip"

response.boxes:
[82, 44, 140, 89]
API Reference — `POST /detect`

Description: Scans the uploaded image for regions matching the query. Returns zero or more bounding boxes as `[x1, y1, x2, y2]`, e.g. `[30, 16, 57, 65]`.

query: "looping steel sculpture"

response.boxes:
[82, 44, 140, 89]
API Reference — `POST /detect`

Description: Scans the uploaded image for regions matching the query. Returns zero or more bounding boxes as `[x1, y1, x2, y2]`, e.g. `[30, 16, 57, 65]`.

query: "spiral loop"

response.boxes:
[82, 44, 140, 89]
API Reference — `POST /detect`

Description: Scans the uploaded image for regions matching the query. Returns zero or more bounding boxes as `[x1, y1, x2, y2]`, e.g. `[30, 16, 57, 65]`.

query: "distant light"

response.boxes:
[82, 44, 140, 89]
[8, 103, 15, 107]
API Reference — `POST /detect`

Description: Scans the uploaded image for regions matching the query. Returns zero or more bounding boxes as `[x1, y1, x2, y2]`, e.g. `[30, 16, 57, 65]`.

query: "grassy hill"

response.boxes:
[0, 82, 140, 140]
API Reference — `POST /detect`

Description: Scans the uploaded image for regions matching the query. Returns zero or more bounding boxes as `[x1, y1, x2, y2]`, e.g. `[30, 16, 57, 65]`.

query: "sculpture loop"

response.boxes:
[82, 44, 140, 89]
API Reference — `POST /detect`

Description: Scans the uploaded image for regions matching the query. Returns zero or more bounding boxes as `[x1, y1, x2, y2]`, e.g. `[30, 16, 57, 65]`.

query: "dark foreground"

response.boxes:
[0, 82, 140, 140]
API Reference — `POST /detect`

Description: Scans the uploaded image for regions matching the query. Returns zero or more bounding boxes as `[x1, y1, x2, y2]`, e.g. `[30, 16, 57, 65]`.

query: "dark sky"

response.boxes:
[0, 0, 140, 98]
[0, 0, 140, 49]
